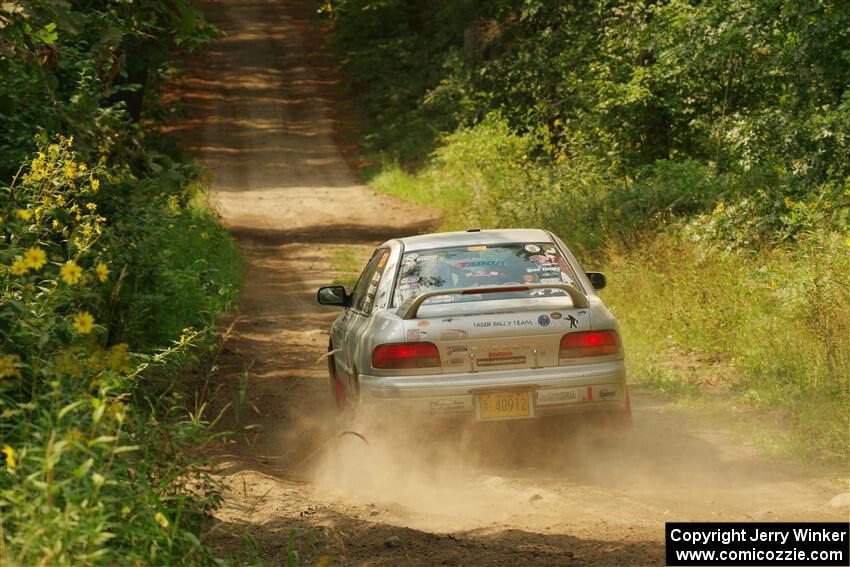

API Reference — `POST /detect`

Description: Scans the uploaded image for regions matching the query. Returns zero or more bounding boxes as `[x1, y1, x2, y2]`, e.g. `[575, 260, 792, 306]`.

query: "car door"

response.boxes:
[335, 248, 391, 394]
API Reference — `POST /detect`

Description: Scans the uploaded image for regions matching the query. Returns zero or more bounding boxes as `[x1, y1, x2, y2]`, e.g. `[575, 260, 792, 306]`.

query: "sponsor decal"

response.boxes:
[566, 314, 579, 328]
[406, 329, 422, 341]
[453, 260, 507, 269]
[599, 388, 617, 399]
[488, 351, 513, 358]
[430, 399, 467, 412]
[417, 320, 430, 328]
[447, 345, 468, 355]
[529, 253, 559, 264]
[524, 244, 541, 253]
[550, 312, 562, 320]
[444, 357, 466, 366]
[537, 388, 583, 404]
[441, 330, 468, 340]
[472, 319, 534, 328]
[477, 356, 526, 367]
[538, 314, 551, 326]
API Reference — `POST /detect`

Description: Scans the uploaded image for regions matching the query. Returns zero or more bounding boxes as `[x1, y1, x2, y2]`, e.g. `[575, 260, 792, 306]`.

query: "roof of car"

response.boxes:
[396, 228, 553, 252]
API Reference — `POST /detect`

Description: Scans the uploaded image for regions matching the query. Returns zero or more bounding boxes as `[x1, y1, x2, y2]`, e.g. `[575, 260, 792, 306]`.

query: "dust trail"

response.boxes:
[307, 401, 847, 534]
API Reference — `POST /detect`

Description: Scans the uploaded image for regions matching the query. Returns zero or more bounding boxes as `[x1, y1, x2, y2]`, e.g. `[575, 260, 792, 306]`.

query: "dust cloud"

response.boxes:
[304, 398, 846, 534]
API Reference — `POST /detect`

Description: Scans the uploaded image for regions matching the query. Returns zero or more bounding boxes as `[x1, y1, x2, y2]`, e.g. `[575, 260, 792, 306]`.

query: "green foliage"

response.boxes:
[0, 136, 239, 564]
[0, 0, 219, 179]
[0, 1, 239, 562]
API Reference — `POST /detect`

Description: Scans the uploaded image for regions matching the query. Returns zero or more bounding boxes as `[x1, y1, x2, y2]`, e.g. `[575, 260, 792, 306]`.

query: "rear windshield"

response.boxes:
[393, 243, 577, 306]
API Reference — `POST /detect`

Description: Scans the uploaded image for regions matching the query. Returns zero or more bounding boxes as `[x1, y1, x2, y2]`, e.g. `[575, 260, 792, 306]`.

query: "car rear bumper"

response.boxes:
[358, 360, 627, 420]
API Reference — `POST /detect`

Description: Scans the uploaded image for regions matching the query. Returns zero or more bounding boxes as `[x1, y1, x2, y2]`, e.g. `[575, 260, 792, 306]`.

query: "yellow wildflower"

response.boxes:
[11, 260, 28, 276]
[52, 219, 61, 230]
[14, 209, 31, 221]
[64, 161, 77, 179]
[154, 511, 169, 529]
[95, 262, 109, 283]
[86, 203, 97, 212]
[24, 247, 47, 270]
[714, 201, 726, 213]
[91, 178, 100, 192]
[1, 444, 15, 471]
[60, 261, 83, 284]
[0, 354, 21, 378]
[72, 311, 94, 334]
[784, 196, 794, 209]
[79, 163, 87, 172]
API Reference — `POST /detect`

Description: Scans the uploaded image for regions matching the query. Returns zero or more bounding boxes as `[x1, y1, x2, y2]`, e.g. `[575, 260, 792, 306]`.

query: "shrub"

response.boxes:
[0, 137, 239, 564]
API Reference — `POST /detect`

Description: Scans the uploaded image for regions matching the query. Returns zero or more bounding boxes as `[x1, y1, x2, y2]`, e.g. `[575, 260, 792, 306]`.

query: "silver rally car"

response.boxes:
[318, 228, 631, 426]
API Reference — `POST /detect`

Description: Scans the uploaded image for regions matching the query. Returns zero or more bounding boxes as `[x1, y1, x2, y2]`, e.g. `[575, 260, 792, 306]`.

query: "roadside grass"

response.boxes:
[605, 233, 849, 460]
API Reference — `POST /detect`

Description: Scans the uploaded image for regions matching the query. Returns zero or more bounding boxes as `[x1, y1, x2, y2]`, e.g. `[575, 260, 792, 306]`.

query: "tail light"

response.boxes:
[372, 342, 441, 369]
[559, 330, 620, 358]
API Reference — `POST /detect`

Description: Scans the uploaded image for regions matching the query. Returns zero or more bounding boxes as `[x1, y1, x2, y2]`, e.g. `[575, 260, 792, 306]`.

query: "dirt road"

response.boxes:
[172, 1, 849, 564]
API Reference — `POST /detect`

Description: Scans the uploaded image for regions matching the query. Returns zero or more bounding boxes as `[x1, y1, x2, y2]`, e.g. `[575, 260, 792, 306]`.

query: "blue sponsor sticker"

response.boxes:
[538, 314, 551, 327]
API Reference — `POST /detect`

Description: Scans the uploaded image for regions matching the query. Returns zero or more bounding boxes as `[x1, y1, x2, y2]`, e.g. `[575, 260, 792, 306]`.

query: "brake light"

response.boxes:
[372, 342, 441, 369]
[559, 330, 620, 358]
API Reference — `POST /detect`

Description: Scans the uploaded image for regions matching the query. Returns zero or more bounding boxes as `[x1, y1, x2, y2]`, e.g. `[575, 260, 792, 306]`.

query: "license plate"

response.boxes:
[477, 391, 531, 420]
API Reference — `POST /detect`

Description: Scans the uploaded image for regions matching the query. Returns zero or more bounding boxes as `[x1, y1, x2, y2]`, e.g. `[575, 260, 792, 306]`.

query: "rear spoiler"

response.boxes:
[397, 283, 589, 320]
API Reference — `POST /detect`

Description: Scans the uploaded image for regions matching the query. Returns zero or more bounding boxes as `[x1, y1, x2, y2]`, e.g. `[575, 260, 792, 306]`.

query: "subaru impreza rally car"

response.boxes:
[317, 228, 631, 427]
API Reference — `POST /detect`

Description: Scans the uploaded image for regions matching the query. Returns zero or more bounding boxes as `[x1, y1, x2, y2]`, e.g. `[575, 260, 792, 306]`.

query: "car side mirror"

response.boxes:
[317, 285, 350, 307]
[586, 272, 606, 290]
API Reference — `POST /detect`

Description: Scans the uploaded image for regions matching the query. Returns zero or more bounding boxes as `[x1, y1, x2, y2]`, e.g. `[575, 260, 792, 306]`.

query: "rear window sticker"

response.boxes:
[401, 276, 418, 284]
[530, 253, 560, 265]
[540, 277, 561, 283]
[467, 245, 488, 251]
[524, 244, 541, 253]
[544, 246, 557, 254]
[453, 260, 506, 269]
[523, 275, 534, 283]
[377, 252, 389, 268]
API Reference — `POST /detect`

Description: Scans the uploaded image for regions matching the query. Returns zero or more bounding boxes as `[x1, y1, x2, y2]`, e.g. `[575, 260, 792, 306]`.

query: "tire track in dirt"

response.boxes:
[169, 1, 849, 565]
